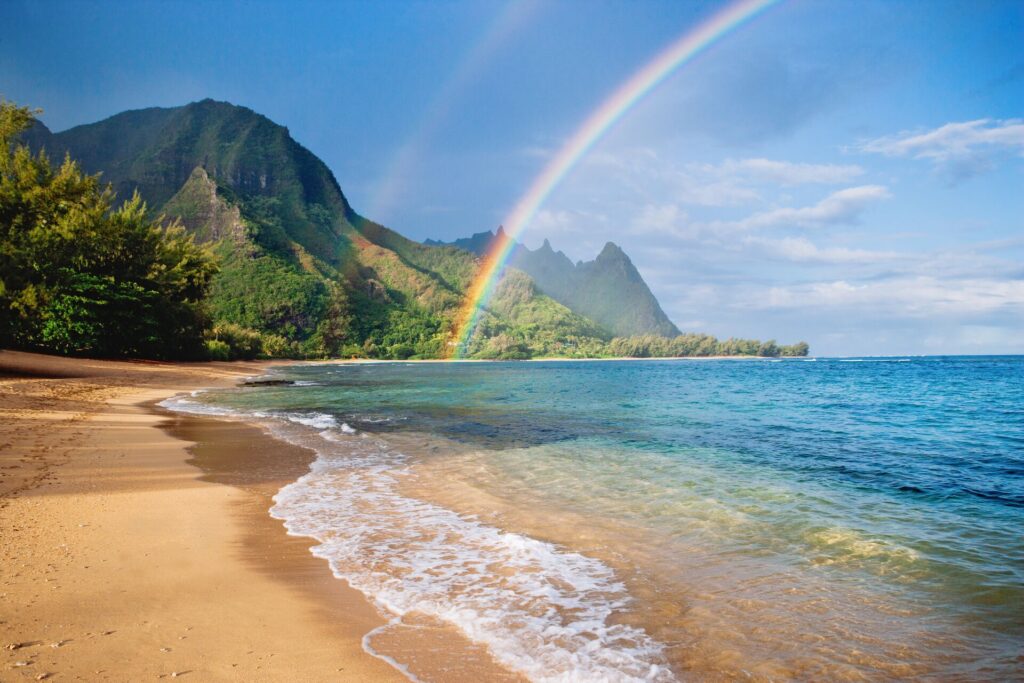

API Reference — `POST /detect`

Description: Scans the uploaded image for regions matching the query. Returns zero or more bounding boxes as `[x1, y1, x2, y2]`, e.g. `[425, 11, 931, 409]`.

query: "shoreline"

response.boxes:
[0, 350, 406, 681]
[154, 404, 523, 682]
[291, 354, 806, 365]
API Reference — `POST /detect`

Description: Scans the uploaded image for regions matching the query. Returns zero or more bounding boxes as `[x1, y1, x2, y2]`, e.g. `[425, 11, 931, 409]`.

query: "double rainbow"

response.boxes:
[448, 0, 780, 357]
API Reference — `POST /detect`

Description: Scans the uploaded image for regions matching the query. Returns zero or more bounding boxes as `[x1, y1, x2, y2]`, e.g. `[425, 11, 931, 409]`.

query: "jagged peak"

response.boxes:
[187, 165, 212, 181]
[596, 241, 627, 261]
[163, 165, 245, 244]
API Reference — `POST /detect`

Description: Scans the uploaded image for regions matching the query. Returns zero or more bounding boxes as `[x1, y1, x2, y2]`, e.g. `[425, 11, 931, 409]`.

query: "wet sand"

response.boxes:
[0, 350, 405, 681]
[163, 412, 524, 682]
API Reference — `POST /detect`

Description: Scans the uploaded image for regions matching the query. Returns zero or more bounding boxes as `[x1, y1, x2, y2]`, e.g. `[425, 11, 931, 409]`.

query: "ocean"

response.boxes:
[162, 357, 1023, 681]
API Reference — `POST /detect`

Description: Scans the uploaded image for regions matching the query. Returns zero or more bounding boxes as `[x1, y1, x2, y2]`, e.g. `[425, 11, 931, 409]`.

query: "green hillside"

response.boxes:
[24, 99, 610, 359]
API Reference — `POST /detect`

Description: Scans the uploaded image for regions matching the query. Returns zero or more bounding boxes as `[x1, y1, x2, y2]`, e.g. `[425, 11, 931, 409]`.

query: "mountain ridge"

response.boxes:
[426, 228, 681, 337]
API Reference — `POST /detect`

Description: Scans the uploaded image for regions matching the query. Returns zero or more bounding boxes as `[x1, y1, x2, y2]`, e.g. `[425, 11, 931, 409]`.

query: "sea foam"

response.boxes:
[160, 391, 673, 682]
[158, 392, 239, 417]
[269, 430, 673, 682]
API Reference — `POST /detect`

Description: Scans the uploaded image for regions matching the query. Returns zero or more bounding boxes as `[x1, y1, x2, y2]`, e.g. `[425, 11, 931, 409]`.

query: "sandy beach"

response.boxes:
[0, 349, 732, 681]
[0, 350, 407, 681]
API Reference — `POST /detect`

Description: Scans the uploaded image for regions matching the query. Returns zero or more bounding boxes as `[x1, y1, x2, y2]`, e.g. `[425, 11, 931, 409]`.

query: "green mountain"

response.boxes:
[426, 228, 681, 337]
[20, 99, 805, 359]
[23, 99, 610, 359]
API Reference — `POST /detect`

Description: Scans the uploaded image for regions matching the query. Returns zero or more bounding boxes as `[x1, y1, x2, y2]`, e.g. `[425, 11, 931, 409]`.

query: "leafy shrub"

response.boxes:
[260, 333, 293, 358]
[205, 339, 231, 361]
[207, 323, 263, 360]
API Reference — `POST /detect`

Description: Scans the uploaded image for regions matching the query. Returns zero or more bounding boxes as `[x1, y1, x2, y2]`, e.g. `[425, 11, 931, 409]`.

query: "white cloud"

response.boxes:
[629, 204, 692, 238]
[529, 208, 586, 235]
[743, 235, 901, 264]
[670, 158, 864, 207]
[705, 158, 865, 186]
[578, 149, 869, 208]
[618, 187, 894, 250]
[858, 118, 1024, 177]
[676, 178, 762, 207]
[532, 208, 573, 228]
[757, 276, 1024, 317]
[522, 208, 612, 252]
[736, 185, 891, 229]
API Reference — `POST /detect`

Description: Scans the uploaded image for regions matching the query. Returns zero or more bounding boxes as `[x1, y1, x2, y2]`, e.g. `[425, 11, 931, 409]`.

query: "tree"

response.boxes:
[781, 341, 810, 357]
[0, 100, 217, 358]
[757, 340, 781, 358]
[480, 332, 531, 360]
[306, 282, 354, 357]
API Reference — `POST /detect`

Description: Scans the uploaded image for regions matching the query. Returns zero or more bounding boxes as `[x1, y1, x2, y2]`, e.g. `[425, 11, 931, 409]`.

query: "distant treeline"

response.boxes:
[462, 331, 808, 361]
[604, 334, 807, 358]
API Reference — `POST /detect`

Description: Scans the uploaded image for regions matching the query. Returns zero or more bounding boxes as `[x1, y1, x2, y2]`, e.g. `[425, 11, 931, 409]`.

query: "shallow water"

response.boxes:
[162, 357, 1024, 681]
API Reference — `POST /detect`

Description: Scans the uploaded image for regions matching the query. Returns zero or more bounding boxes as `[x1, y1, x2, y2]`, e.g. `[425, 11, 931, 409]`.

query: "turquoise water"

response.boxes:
[165, 357, 1023, 681]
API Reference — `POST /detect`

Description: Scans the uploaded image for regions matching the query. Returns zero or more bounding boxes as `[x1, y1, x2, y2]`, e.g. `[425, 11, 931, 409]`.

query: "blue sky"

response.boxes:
[2, 0, 1021, 355]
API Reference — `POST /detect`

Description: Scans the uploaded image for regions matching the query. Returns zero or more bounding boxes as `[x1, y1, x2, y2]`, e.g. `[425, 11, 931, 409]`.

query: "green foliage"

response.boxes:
[477, 333, 531, 360]
[351, 295, 447, 360]
[1, 101, 216, 358]
[205, 339, 231, 361]
[781, 341, 810, 357]
[456, 269, 614, 360]
[303, 282, 354, 358]
[604, 333, 809, 358]
[203, 323, 300, 360]
[207, 323, 263, 360]
[758, 340, 781, 358]
[207, 242, 328, 341]
[351, 216, 478, 292]
[260, 333, 293, 358]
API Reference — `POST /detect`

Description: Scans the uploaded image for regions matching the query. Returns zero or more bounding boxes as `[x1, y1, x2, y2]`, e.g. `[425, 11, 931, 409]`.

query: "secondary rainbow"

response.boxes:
[367, 1, 539, 221]
[449, 0, 780, 357]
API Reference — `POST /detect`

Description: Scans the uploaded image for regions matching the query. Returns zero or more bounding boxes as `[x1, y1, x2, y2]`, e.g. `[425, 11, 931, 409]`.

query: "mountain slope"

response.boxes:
[25, 100, 609, 358]
[27, 100, 352, 266]
[427, 228, 681, 337]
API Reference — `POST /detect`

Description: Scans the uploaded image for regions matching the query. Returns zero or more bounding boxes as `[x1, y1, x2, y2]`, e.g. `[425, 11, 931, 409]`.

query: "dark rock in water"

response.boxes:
[240, 379, 295, 386]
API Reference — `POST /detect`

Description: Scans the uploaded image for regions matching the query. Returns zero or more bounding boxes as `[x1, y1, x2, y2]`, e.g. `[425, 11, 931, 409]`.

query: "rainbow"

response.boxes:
[448, 0, 780, 357]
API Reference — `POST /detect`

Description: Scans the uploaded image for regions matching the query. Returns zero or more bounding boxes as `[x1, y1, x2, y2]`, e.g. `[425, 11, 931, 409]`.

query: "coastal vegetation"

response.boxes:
[0, 102, 216, 358]
[3, 98, 809, 361]
[605, 334, 808, 358]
